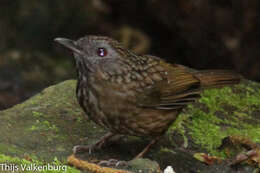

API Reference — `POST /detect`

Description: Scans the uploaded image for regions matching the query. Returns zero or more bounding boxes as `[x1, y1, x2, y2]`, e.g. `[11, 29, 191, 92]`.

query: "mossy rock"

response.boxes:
[0, 79, 259, 173]
[167, 79, 260, 156]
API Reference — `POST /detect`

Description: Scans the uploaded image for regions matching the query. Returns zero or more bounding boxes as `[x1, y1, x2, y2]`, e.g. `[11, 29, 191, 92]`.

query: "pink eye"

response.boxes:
[97, 47, 107, 57]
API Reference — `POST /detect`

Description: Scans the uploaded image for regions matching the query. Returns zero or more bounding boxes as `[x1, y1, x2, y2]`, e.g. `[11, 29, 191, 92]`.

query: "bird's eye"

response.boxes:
[97, 47, 107, 57]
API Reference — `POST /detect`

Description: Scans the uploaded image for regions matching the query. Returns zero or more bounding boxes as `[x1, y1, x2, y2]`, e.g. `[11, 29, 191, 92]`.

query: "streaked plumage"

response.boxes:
[55, 35, 241, 158]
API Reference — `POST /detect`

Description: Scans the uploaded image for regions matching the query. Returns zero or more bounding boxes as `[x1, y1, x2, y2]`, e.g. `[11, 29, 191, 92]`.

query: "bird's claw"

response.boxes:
[72, 145, 93, 155]
[98, 159, 127, 167]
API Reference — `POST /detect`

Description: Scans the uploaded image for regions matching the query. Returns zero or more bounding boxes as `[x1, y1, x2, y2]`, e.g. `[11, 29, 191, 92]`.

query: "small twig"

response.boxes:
[67, 154, 133, 173]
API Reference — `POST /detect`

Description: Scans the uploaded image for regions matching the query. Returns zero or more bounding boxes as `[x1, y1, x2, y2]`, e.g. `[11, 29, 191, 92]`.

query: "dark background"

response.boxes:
[0, 0, 260, 110]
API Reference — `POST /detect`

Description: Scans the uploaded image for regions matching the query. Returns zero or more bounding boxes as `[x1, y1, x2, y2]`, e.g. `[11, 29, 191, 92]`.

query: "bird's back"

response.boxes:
[78, 54, 240, 136]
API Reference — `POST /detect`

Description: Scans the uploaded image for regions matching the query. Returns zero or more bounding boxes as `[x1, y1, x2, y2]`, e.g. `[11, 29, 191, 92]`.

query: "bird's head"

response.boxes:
[54, 36, 125, 72]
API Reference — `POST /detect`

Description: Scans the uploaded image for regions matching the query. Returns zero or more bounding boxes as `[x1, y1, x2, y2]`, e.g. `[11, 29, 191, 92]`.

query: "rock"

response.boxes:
[0, 79, 259, 172]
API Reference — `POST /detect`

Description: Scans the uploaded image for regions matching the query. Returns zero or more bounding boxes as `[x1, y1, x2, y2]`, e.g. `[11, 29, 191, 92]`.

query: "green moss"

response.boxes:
[167, 105, 192, 148]
[168, 81, 260, 157]
[32, 111, 44, 118]
[0, 154, 80, 173]
[0, 144, 26, 156]
[186, 109, 226, 156]
[29, 120, 58, 132]
[202, 84, 260, 113]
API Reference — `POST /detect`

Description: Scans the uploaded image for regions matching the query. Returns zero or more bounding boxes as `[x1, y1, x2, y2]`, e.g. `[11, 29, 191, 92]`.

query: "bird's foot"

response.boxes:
[98, 159, 127, 167]
[73, 145, 94, 155]
[73, 132, 115, 155]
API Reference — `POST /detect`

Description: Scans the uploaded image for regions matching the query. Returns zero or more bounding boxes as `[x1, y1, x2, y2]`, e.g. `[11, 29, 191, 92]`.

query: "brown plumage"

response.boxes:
[54, 36, 241, 160]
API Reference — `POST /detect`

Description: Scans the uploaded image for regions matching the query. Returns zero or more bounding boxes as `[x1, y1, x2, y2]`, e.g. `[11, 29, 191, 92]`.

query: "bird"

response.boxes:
[54, 35, 241, 160]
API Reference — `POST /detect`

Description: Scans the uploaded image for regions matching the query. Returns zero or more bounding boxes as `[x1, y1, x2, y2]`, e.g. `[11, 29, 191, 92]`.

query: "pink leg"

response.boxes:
[73, 132, 115, 154]
[134, 136, 161, 159]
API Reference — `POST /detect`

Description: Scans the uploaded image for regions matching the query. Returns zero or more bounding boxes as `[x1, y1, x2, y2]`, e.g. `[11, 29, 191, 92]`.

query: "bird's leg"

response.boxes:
[98, 136, 161, 167]
[134, 136, 161, 159]
[73, 132, 115, 154]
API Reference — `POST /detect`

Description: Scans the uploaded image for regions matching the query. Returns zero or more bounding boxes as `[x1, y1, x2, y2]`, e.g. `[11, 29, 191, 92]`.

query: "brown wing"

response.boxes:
[137, 60, 201, 110]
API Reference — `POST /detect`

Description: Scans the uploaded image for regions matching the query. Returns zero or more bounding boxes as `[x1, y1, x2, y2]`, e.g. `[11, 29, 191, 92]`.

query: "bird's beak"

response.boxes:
[54, 38, 83, 55]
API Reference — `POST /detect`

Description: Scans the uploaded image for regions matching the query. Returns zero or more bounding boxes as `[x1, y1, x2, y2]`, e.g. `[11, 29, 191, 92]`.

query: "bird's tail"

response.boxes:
[194, 70, 241, 88]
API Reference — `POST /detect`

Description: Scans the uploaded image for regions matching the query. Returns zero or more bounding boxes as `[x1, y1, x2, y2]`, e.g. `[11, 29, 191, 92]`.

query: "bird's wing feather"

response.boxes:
[137, 60, 201, 110]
